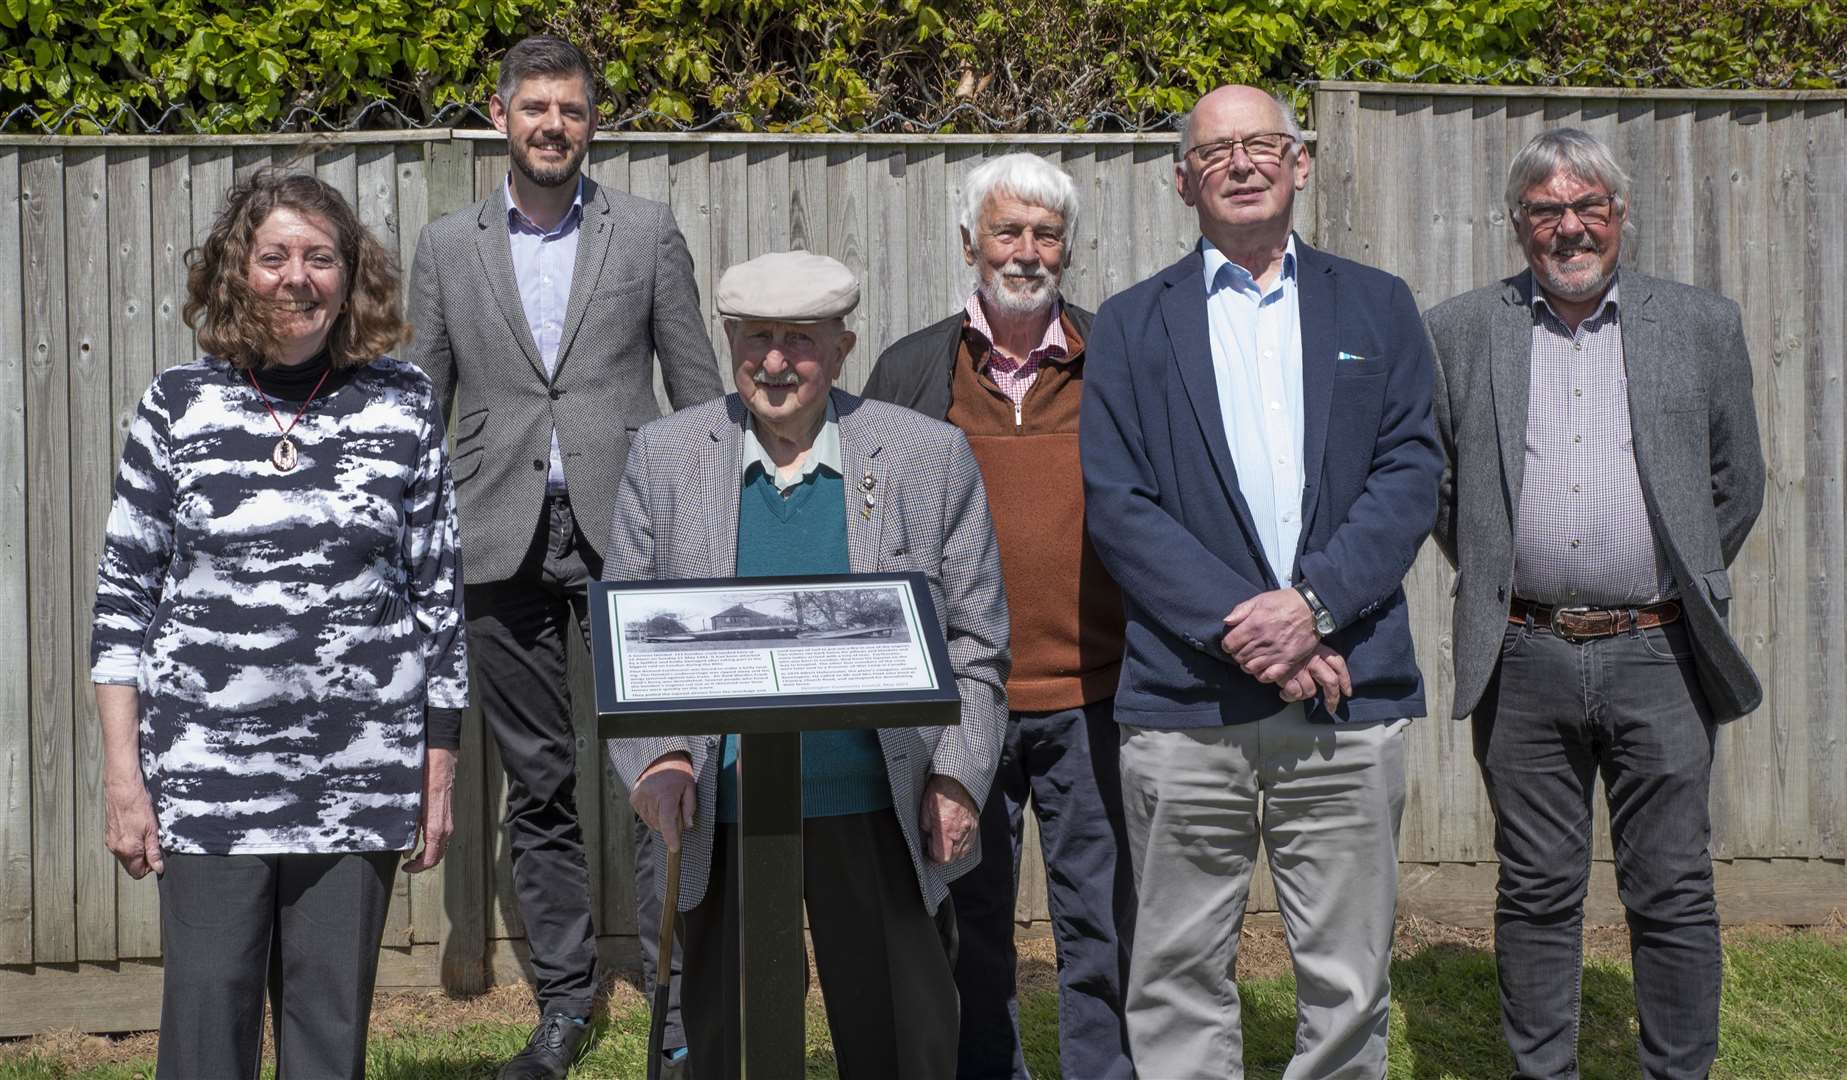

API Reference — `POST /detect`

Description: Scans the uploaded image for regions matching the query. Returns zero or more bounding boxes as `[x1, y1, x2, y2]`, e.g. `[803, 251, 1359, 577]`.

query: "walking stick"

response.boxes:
[646, 841, 684, 1080]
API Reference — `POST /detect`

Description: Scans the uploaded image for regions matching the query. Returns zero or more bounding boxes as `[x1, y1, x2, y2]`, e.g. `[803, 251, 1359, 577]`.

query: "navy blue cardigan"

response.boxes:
[1079, 239, 1441, 728]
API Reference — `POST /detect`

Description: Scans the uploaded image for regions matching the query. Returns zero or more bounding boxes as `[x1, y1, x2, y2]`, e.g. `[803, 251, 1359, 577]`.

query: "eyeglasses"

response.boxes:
[1519, 194, 1617, 229]
[1184, 133, 1296, 168]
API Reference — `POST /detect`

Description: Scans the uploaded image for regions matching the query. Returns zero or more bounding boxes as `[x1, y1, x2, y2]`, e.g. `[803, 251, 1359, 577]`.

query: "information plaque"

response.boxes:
[589, 571, 962, 737]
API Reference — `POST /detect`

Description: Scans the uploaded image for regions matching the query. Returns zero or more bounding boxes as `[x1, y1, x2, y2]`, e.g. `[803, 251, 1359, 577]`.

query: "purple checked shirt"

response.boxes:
[506, 175, 584, 491]
[1514, 281, 1675, 606]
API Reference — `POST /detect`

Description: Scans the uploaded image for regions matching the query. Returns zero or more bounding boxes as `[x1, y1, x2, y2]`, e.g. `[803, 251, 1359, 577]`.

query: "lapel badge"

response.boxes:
[861, 491, 876, 520]
[861, 472, 876, 491]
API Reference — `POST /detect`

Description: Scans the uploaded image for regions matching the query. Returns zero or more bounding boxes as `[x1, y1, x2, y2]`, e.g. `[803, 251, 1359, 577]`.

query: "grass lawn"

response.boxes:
[4, 922, 1843, 1079]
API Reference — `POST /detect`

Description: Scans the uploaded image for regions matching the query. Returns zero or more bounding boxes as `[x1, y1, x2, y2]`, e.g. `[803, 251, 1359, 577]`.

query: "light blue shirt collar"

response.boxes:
[1202, 234, 1298, 298]
[505, 174, 585, 238]
[742, 398, 842, 493]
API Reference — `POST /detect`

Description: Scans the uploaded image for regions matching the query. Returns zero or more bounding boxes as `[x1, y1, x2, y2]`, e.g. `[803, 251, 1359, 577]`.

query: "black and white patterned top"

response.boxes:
[90, 356, 469, 856]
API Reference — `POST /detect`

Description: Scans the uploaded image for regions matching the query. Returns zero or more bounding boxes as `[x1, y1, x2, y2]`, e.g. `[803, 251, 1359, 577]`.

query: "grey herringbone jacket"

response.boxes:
[404, 178, 724, 583]
[605, 390, 1011, 913]
[1426, 269, 1765, 721]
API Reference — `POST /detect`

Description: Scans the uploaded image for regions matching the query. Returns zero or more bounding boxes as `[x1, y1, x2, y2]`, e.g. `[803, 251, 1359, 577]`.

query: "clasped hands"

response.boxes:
[1220, 586, 1351, 711]
[631, 751, 978, 864]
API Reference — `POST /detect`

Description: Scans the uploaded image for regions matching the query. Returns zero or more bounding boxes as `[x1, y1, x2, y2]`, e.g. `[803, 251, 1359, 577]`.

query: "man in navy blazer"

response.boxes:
[1080, 84, 1441, 1078]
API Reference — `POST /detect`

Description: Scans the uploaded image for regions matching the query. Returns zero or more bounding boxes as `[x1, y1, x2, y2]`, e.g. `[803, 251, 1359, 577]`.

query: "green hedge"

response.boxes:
[0, 0, 523, 132]
[3, 0, 1842, 133]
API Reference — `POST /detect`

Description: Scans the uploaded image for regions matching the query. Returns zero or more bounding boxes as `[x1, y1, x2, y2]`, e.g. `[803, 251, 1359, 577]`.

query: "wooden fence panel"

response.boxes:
[65, 147, 116, 962]
[104, 147, 162, 959]
[2, 95, 1845, 1020]
[0, 147, 31, 965]
[22, 147, 75, 965]
[825, 146, 871, 391]
[1808, 105, 1847, 860]
[413, 137, 489, 996]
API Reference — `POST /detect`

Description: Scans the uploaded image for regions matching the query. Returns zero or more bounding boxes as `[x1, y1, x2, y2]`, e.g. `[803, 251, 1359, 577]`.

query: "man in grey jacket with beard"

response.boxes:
[1425, 127, 1764, 1080]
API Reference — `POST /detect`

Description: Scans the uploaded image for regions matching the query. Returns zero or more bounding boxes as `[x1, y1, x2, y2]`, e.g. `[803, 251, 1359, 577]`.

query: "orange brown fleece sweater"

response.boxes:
[946, 315, 1125, 712]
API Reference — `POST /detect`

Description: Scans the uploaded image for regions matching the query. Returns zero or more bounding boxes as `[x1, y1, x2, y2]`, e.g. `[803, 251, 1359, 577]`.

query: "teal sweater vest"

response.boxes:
[715, 466, 892, 823]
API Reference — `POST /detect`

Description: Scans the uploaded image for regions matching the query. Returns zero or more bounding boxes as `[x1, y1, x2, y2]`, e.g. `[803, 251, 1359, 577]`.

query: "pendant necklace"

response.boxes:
[245, 364, 331, 472]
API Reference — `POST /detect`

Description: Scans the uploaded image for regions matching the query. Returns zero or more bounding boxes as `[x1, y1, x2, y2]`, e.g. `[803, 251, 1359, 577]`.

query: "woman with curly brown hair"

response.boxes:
[89, 167, 468, 1079]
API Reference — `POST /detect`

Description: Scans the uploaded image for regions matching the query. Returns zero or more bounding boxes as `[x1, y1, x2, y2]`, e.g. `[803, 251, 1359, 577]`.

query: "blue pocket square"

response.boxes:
[1338, 350, 1368, 362]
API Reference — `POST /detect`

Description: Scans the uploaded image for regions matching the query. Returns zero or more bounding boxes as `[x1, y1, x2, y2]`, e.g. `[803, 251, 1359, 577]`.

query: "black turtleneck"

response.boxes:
[248, 346, 357, 404]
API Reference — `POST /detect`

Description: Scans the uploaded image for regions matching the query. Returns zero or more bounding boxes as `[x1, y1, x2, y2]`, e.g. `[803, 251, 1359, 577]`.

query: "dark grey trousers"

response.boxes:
[155, 851, 397, 1080]
[464, 494, 601, 1016]
[681, 810, 959, 1080]
[1474, 615, 1721, 1080]
[466, 493, 685, 1036]
[949, 699, 1134, 1080]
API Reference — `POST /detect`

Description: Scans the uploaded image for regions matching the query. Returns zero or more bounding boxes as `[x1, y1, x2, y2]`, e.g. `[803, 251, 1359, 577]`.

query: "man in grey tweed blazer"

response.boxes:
[1426, 128, 1764, 1080]
[609, 251, 1009, 1080]
[404, 37, 723, 1080]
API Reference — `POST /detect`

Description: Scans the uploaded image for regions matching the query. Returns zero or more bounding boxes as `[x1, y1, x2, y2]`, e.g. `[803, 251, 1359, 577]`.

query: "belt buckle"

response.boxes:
[1549, 605, 1596, 643]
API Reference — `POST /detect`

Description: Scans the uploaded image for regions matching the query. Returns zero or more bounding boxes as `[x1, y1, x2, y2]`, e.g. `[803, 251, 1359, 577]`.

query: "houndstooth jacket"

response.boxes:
[605, 390, 1011, 913]
[404, 177, 724, 583]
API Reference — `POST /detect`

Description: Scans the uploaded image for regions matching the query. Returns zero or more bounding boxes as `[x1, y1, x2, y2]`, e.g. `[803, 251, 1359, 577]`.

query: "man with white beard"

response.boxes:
[862, 153, 1134, 1080]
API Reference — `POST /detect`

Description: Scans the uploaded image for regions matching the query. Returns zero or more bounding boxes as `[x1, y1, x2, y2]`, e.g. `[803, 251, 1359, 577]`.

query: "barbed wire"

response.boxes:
[3, 57, 1842, 136]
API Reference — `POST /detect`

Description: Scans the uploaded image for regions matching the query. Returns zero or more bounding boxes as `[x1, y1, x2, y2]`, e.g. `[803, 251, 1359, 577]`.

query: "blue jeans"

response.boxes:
[1473, 615, 1721, 1080]
[949, 699, 1135, 1080]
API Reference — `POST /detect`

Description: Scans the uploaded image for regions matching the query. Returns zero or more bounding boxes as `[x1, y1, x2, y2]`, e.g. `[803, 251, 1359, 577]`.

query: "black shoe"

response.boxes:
[497, 1013, 591, 1080]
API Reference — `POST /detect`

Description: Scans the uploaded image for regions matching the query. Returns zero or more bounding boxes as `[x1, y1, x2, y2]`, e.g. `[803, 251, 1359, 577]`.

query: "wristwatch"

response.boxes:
[1294, 582, 1336, 638]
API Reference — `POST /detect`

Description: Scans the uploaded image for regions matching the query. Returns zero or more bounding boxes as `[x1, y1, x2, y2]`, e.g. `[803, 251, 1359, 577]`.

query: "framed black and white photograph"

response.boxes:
[589, 572, 961, 737]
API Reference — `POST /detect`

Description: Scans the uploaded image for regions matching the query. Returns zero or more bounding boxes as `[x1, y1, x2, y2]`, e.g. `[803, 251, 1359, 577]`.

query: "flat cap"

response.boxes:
[715, 250, 860, 323]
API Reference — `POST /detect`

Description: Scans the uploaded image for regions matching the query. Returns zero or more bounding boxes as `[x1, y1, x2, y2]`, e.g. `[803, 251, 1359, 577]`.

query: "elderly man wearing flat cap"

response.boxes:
[605, 251, 1011, 1080]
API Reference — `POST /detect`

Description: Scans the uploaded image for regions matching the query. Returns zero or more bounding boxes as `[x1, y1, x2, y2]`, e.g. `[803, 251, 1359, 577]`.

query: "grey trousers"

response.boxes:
[155, 850, 397, 1080]
[1119, 705, 1408, 1080]
[1474, 616, 1720, 1080]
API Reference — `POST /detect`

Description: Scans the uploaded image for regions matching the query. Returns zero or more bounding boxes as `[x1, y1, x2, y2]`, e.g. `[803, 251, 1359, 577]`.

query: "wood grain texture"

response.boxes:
[64, 148, 116, 962]
[707, 145, 748, 394]
[23, 148, 75, 964]
[104, 148, 161, 959]
[1805, 105, 1847, 859]
[0, 148, 31, 965]
[231, 144, 270, 188]
[1724, 104, 1782, 860]
[421, 137, 489, 995]
[824, 145, 870, 391]
[666, 143, 719, 386]
[148, 148, 191, 375]
[862, 145, 907, 366]
[746, 143, 788, 260]
[1761, 103, 1812, 859]
[628, 142, 677, 418]
[314, 146, 358, 208]
[187, 150, 232, 364]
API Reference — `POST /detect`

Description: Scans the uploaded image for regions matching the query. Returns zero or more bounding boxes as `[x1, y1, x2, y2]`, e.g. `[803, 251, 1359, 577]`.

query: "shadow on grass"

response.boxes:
[1394, 943, 1642, 1080]
[1016, 960, 1305, 1080]
[1014, 941, 1650, 1079]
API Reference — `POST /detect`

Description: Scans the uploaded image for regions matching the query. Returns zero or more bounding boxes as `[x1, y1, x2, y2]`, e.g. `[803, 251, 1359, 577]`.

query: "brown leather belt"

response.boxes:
[1507, 597, 1681, 644]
